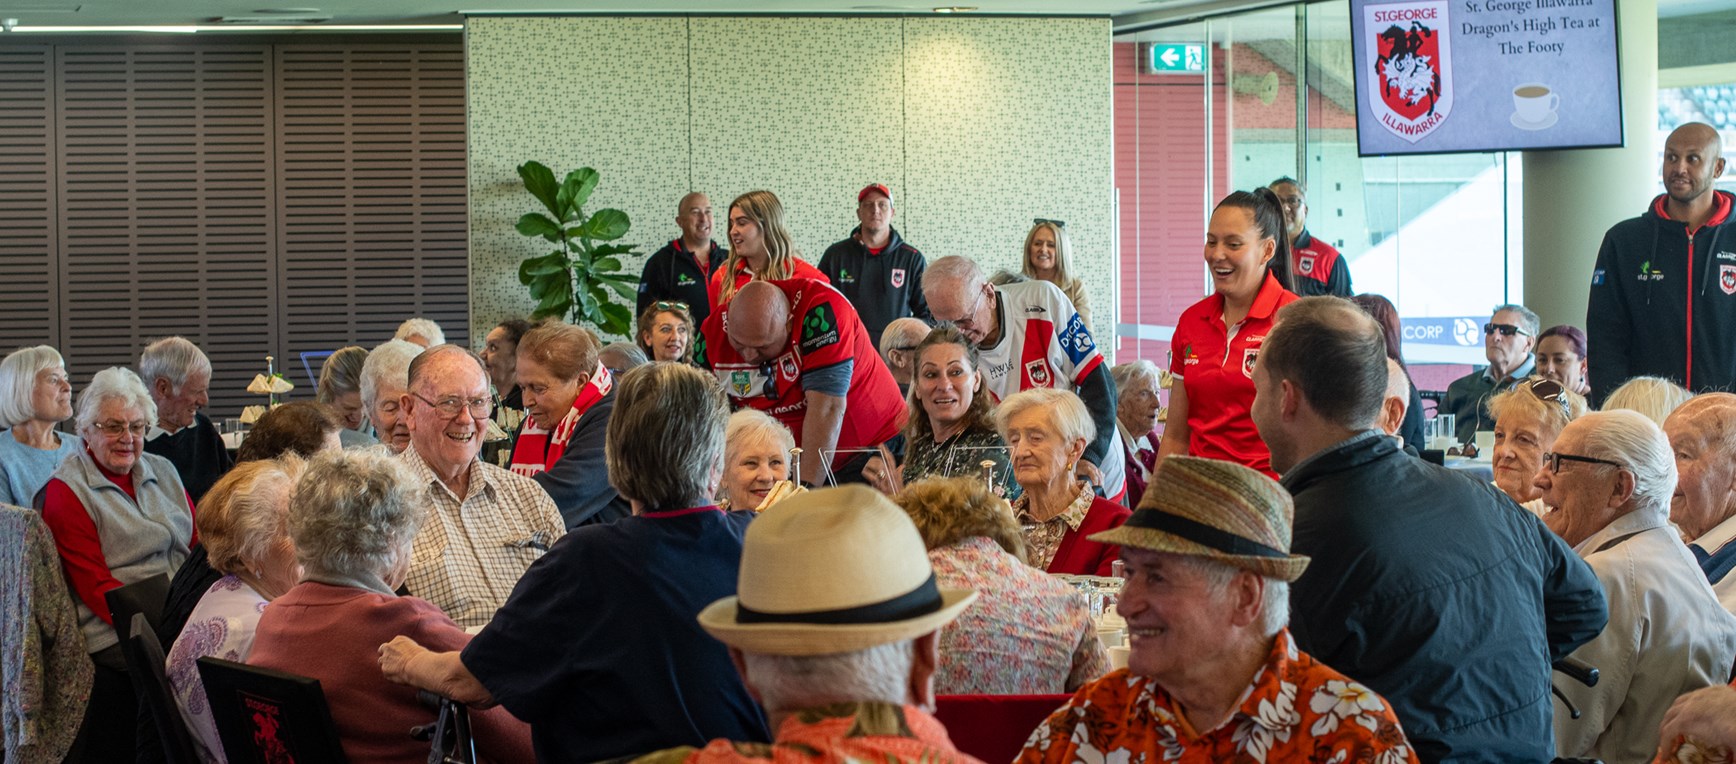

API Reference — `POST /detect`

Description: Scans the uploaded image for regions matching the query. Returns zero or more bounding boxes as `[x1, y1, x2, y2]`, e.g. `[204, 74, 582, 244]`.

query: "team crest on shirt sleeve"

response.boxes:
[1026, 359, 1053, 388]
[1057, 313, 1097, 364]
[891, 268, 906, 288]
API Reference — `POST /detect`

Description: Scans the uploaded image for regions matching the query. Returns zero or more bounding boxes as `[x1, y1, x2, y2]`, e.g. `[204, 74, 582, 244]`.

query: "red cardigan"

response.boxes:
[1045, 497, 1132, 577]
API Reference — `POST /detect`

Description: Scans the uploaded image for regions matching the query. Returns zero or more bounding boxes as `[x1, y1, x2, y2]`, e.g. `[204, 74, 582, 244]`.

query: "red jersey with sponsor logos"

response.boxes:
[698, 278, 907, 456]
[1168, 273, 1299, 478]
[705, 257, 829, 313]
[1290, 231, 1352, 298]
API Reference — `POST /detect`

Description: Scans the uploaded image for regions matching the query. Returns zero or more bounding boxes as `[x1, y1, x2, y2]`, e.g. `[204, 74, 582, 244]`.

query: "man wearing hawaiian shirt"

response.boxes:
[1017, 456, 1417, 763]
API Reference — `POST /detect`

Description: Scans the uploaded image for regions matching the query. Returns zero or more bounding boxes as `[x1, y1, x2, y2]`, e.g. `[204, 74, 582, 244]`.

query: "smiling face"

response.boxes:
[403, 354, 489, 474]
[1117, 548, 1245, 681]
[515, 355, 582, 431]
[1664, 413, 1736, 540]
[1534, 335, 1586, 394]
[370, 380, 411, 453]
[31, 364, 73, 423]
[154, 369, 209, 431]
[677, 193, 713, 243]
[84, 397, 148, 475]
[1204, 205, 1276, 301]
[1493, 410, 1555, 504]
[331, 390, 364, 430]
[642, 311, 692, 363]
[728, 205, 765, 261]
[722, 432, 788, 510]
[915, 343, 980, 434]
[1028, 226, 1059, 278]
[480, 326, 519, 392]
[1531, 422, 1624, 546]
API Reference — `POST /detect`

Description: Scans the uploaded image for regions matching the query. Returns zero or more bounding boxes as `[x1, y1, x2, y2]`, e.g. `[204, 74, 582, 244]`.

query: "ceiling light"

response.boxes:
[933, 6, 978, 12]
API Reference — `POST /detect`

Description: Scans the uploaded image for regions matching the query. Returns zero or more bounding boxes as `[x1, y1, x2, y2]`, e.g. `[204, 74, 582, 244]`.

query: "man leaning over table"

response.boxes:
[397, 344, 564, 629]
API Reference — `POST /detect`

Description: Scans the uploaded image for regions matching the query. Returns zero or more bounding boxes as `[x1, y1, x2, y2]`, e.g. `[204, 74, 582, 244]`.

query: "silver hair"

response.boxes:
[394, 317, 446, 346]
[993, 388, 1097, 450]
[923, 256, 987, 298]
[139, 336, 211, 391]
[605, 363, 728, 509]
[1603, 376, 1694, 427]
[200, 455, 306, 577]
[1172, 555, 1290, 638]
[288, 447, 426, 582]
[1578, 409, 1678, 519]
[0, 345, 64, 428]
[75, 367, 157, 433]
[1491, 304, 1541, 340]
[725, 409, 795, 465]
[1110, 361, 1163, 406]
[599, 341, 649, 371]
[739, 640, 914, 713]
[360, 340, 423, 413]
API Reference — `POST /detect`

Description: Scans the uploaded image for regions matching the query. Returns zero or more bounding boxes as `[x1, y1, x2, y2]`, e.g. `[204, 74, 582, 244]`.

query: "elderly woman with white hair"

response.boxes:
[40, 367, 196, 761]
[360, 339, 421, 453]
[0, 344, 80, 506]
[164, 456, 306, 763]
[718, 409, 798, 512]
[246, 448, 533, 761]
[1110, 360, 1164, 508]
[1601, 375, 1694, 426]
[998, 388, 1130, 576]
[316, 345, 376, 448]
[394, 316, 446, 348]
[1532, 410, 1736, 761]
[1487, 378, 1588, 517]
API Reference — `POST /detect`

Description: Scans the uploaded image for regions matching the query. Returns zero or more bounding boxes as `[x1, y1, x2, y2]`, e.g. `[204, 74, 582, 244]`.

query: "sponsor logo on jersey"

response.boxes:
[1717, 250, 1736, 261]
[890, 268, 906, 288]
[1025, 304, 1048, 314]
[730, 371, 752, 397]
[677, 273, 696, 285]
[1057, 313, 1096, 364]
[800, 304, 840, 352]
[1638, 260, 1665, 282]
[1243, 348, 1259, 378]
[1026, 359, 1053, 387]
[1721, 264, 1736, 296]
[837, 268, 855, 284]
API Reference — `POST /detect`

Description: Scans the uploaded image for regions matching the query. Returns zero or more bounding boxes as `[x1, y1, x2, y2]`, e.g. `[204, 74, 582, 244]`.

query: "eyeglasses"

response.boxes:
[93, 420, 149, 437]
[1484, 322, 1530, 338]
[1033, 218, 1067, 229]
[411, 392, 491, 419]
[1541, 451, 1625, 474]
[940, 287, 991, 329]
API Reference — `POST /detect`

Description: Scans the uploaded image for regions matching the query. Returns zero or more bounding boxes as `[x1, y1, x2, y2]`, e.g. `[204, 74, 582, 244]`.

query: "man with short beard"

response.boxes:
[399, 344, 564, 629]
[1588, 122, 1735, 405]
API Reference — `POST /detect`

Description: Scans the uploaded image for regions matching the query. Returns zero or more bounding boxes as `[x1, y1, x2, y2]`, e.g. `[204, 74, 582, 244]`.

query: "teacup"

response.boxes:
[1513, 84, 1558, 124]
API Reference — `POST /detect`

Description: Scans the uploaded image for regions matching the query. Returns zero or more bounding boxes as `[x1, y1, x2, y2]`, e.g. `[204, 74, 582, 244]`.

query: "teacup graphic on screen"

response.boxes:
[1511, 84, 1559, 130]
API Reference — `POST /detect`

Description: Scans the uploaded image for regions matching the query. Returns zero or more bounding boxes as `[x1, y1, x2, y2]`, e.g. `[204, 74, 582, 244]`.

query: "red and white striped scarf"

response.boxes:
[508, 362, 612, 477]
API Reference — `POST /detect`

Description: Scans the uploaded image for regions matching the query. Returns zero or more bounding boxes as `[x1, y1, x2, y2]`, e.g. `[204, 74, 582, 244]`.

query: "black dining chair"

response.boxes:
[104, 572, 171, 643]
[119, 612, 199, 763]
[197, 656, 349, 764]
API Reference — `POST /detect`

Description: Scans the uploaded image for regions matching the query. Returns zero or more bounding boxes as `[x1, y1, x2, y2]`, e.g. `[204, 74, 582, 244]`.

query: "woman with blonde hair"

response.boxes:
[894, 476, 1108, 694]
[1487, 378, 1588, 516]
[637, 301, 695, 363]
[1021, 219, 1090, 328]
[0, 344, 80, 506]
[1601, 375, 1693, 426]
[707, 190, 828, 309]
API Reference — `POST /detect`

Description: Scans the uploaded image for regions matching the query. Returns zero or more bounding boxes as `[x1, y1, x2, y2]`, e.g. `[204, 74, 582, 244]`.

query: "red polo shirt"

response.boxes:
[1167, 272, 1298, 478]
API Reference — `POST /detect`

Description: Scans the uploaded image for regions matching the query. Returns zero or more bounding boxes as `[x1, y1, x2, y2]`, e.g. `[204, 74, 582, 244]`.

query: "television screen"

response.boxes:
[1349, 0, 1623, 156]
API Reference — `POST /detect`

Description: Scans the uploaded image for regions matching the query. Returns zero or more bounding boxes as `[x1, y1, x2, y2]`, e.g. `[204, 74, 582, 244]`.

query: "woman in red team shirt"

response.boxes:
[1157, 189, 1299, 478]
[708, 190, 827, 310]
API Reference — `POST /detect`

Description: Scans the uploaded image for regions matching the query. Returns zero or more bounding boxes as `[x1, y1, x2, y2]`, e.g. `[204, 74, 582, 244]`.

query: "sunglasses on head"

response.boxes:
[654, 301, 689, 312]
[1033, 218, 1067, 229]
[1522, 378, 1571, 418]
[1484, 322, 1529, 337]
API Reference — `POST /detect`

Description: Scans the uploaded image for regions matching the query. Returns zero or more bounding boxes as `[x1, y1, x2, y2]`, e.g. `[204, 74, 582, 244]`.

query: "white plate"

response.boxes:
[1511, 111, 1558, 131]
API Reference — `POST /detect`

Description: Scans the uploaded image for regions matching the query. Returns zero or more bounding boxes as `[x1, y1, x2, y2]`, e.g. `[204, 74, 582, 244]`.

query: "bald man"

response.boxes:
[697, 278, 907, 485]
[638, 192, 727, 326]
[1588, 122, 1734, 404]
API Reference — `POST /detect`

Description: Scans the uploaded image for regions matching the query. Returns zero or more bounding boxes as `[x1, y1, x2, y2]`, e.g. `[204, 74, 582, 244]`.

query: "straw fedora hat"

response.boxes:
[698, 485, 977, 656]
[1090, 455, 1310, 582]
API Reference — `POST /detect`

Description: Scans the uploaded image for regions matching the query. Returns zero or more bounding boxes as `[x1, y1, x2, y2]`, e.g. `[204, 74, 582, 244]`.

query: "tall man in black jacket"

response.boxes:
[817, 183, 931, 347]
[1588, 122, 1734, 405]
[1252, 296, 1608, 762]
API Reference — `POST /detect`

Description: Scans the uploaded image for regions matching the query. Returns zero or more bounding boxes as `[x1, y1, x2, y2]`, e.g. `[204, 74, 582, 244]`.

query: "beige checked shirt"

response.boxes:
[401, 446, 565, 629]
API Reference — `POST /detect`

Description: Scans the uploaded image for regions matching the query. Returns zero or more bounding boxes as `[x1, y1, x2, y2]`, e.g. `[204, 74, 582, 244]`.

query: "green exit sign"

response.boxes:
[1147, 43, 1205, 74]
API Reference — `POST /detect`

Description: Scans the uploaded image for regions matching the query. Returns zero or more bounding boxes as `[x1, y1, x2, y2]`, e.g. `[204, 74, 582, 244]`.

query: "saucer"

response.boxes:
[1511, 111, 1558, 130]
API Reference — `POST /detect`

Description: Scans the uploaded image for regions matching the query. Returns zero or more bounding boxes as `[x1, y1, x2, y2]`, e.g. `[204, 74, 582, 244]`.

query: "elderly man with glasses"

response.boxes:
[1440, 303, 1540, 444]
[400, 344, 565, 629]
[1532, 409, 1736, 761]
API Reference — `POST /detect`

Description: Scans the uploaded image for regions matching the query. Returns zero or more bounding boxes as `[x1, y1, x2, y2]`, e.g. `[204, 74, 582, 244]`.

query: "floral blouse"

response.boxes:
[166, 575, 271, 764]
[634, 701, 982, 764]
[1013, 484, 1094, 571]
[929, 536, 1109, 695]
[901, 424, 1020, 500]
[1016, 630, 1418, 764]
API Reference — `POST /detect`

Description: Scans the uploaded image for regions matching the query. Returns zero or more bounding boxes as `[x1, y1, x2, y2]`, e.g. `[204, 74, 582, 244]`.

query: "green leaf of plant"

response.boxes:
[600, 277, 637, 302]
[517, 162, 560, 217]
[515, 213, 563, 242]
[590, 243, 637, 259]
[564, 168, 600, 211]
[577, 290, 601, 323]
[592, 256, 622, 273]
[518, 253, 567, 283]
[599, 301, 634, 336]
[534, 293, 570, 320]
[583, 208, 631, 241]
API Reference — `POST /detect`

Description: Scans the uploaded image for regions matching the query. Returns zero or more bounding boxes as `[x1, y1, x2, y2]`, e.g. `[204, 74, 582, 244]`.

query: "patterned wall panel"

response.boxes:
[904, 17, 1115, 338]
[689, 18, 904, 264]
[466, 16, 1113, 348]
[466, 16, 691, 334]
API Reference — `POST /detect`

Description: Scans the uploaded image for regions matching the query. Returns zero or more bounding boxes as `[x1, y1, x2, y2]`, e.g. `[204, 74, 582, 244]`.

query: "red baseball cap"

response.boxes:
[857, 183, 893, 205]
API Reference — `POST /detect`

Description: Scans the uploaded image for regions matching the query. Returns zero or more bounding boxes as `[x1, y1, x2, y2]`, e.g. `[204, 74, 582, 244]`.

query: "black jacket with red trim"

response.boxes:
[1290, 230, 1353, 298]
[1587, 191, 1736, 405]
[817, 225, 931, 348]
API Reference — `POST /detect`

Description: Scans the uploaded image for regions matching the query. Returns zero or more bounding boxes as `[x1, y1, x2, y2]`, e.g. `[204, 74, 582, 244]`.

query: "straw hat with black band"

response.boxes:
[698, 485, 977, 656]
[1090, 455, 1311, 582]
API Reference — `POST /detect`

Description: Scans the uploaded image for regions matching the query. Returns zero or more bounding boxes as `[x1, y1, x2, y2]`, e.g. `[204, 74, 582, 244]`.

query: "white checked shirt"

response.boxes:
[401, 446, 565, 629]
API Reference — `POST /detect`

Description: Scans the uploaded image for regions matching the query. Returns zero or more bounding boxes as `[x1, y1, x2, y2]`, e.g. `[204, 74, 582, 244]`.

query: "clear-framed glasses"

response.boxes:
[1542, 451, 1624, 474]
[412, 393, 491, 419]
[94, 420, 149, 437]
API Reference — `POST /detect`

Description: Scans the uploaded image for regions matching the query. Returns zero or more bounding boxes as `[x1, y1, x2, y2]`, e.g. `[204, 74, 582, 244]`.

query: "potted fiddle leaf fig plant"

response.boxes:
[514, 161, 641, 336]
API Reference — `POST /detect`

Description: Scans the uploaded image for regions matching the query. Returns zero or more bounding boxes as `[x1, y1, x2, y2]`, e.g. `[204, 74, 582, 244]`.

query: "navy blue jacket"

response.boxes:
[817, 225, 931, 347]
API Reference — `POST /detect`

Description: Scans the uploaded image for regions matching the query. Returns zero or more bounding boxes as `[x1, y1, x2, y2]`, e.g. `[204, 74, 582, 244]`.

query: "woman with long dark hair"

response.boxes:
[1155, 188, 1298, 478]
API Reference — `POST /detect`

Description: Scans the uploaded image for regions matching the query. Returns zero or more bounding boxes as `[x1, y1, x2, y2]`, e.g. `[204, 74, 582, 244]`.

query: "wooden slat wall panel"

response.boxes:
[56, 46, 277, 419]
[0, 46, 58, 350]
[275, 44, 469, 360]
